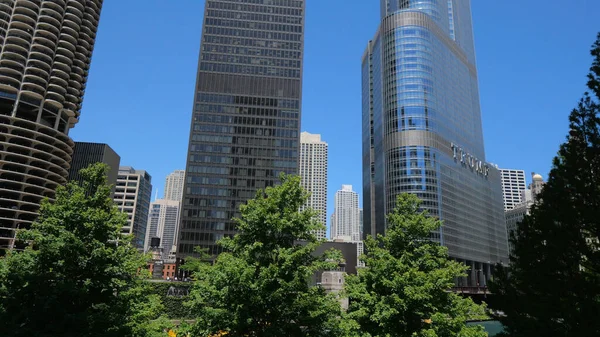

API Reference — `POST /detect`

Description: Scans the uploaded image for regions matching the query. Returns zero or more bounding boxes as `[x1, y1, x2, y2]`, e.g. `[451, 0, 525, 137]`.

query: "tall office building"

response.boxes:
[164, 170, 185, 201]
[332, 185, 360, 242]
[363, 0, 508, 283]
[178, 0, 305, 257]
[499, 169, 526, 211]
[0, 1, 103, 250]
[113, 166, 152, 249]
[299, 131, 328, 240]
[68, 142, 120, 193]
[144, 199, 180, 259]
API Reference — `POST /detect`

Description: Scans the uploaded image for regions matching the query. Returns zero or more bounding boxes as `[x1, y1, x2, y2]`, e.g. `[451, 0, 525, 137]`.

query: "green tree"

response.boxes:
[185, 174, 346, 336]
[0, 163, 160, 337]
[488, 33, 600, 337]
[345, 194, 487, 337]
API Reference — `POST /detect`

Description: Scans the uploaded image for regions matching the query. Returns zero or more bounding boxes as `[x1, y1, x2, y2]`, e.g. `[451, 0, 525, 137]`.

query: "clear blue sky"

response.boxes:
[72, 1, 600, 234]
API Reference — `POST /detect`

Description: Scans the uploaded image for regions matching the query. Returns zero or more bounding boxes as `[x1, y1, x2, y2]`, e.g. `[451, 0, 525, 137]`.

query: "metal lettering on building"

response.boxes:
[451, 143, 489, 177]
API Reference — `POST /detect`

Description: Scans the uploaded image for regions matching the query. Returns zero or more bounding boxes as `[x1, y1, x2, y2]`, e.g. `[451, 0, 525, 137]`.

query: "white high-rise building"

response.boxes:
[164, 170, 185, 201]
[500, 169, 527, 211]
[114, 167, 152, 249]
[332, 185, 360, 242]
[299, 132, 328, 240]
[144, 199, 181, 259]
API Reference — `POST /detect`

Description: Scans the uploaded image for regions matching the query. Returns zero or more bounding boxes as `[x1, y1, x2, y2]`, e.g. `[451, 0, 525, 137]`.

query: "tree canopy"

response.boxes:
[0, 163, 160, 337]
[185, 174, 346, 337]
[344, 193, 487, 337]
[489, 33, 600, 337]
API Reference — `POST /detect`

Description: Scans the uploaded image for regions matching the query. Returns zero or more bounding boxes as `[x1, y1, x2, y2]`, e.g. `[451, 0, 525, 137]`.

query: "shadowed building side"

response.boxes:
[67, 141, 120, 196]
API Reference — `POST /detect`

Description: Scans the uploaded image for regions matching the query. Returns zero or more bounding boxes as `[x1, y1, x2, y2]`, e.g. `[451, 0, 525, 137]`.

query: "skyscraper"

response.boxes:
[499, 169, 526, 211]
[332, 185, 360, 242]
[0, 1, 104, 250]
[505, 173, 545, 254]
[144, 199, 181, 259]
[113, 166, 152, 249]
[164, 170, 185, 202]
[299, 131, 328, 240]
[68, 142, 120, 195]
[178, 0, 305, 258]
[363, 0, 508, 283]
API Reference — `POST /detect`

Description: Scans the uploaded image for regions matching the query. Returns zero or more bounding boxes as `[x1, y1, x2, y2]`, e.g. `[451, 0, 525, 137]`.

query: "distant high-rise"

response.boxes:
[145, 199, 180, 259]
[164, 170, 185, 201]
[363, 0, 508, 282]
[332, 185, 360, 242]
[114, 167, 152, 249]
[505, 173, 545, 254]
[68, 142, 120, 194]
[0, 1, 104, 250]
[178, 0, 305, 258]
[500, 169, 526, 211]
[299, 132, 328, 240]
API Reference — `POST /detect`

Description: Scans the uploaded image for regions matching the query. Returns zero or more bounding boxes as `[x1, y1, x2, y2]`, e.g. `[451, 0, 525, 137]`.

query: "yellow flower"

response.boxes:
[168, 329, 177, 337]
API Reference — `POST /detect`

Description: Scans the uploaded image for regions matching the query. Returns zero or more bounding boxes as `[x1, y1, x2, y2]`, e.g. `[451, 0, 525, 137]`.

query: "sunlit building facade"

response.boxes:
[363, 0, 508, 284]
[0, 0, 103, 251]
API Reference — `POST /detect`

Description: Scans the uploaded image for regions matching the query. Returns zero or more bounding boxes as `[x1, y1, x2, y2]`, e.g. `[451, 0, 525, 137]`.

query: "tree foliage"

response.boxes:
[0, 163, 160, 337]
[344, 194, 487, 337]
[185, 174, 346, 336]
[489, 33, 600, 337]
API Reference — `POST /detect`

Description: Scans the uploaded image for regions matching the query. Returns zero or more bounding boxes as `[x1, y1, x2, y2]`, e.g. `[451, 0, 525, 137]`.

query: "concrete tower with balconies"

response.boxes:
[0, 0, 104, 251]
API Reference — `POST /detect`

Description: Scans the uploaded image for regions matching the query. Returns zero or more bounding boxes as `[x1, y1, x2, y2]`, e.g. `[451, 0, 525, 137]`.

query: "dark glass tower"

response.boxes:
[178, 0, 305, 258]
[363, 0, 508, 286]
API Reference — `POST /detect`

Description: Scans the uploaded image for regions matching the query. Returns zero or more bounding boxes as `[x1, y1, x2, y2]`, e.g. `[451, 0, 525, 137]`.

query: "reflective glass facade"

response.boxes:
[363, 0, 508, 280]
[178, 0, 304, 258]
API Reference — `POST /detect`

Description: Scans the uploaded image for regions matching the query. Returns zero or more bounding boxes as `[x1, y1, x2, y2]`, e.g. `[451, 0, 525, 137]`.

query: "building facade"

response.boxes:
[363, 0, 508, 282]
[178, 0, 305, 258]
[144, 199, 180, 259]
[505, 173, 544, 254]
[332, 185, 360, 242]
[164, 169, 185, 201]
[299, 131, 327, 240]
[500, 168, 526, 211]
[0, 1, 104, 251]
[68, 142, 120, 193]
[113, 166, 152, 249]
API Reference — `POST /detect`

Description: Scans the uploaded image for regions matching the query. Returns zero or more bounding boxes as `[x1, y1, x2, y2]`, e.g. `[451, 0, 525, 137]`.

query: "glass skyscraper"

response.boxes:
[363, 0, 508, 285]
[178, 0, 305, 258]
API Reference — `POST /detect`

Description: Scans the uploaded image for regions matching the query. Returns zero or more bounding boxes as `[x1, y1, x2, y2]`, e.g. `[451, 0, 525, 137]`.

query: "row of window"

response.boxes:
[197, 93, 299, 108]
[207, 9, 302, 25]
[205, 26, 301, 42]
[179, 231, 225, 243]
[202, 52, 301, 69]
[199, 61, 301, 78]
[203, 35, 301, 52]
[195, 104, 299, 119]
[188, 155, 296, 168]
[195, 114, 298, 129]
[203, 43, 301, 60]
[193, 124, 299, 138]
[190, 134, 297, 149]
[207, 1, 303, 15]
[205, 18, 302, 34]
[190, 144, 297, 158]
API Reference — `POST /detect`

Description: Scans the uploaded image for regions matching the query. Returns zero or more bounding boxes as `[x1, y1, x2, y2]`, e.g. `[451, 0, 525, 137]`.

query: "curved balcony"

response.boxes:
[0, 1, 103, 246]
